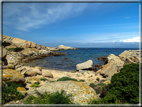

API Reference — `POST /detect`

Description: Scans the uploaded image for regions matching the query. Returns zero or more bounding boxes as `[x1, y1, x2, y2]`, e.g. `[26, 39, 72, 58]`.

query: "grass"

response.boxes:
[57, 77, 78, 82]
[24, 90, 74, 104]
[30, 82, 40, 87]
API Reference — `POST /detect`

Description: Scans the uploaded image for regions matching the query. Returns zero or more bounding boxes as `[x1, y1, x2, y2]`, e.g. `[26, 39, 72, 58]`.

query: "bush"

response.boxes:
[40, 78, 49, 81]
[24, 90, 74, 104]
[89, 83, 97, 88]
[89, 63, 139, 104]
[49, 81, 56, 83]
[7, 47, 24, 52]
[97, 83, 106, 86]
[78, 79, 85, 82]
[57, 77, 78, 81]
[2, 41, 11, 47]
[2, 81, 24, 104]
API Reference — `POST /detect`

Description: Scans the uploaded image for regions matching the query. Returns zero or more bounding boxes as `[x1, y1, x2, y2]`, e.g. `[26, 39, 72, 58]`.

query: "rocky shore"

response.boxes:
[1, 34, 141, 105]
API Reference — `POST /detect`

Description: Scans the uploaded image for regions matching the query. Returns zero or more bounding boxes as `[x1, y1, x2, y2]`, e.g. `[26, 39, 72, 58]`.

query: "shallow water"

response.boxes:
[23, 48, 139, 72]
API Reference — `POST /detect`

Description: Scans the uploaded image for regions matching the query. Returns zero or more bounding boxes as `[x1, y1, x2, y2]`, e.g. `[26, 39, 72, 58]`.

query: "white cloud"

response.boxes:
[3, 3, 88, 31]
[120, 37, 140, 42]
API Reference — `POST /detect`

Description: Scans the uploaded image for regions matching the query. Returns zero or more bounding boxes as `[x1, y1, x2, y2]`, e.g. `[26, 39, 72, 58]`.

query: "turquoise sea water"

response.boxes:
[25, 48, 139, 72]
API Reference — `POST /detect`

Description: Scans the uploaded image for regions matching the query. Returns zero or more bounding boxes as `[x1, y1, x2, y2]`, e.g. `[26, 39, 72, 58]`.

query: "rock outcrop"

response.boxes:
[36, 81, 98, 104]
[76, 60, 93, 70]
[58, 45, 77, 50]
[99, 50, 140, 79]
[118, 50, 141, 64]
[2, 34, 47, 50]
[3, 69, 26, 86]
[42, 69, 53, 78]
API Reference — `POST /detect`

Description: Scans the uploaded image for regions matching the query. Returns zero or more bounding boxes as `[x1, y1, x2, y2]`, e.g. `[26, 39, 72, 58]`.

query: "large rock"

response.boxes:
[107, 54, 124, 66]
[26, 41, 32, 48]
[100, 61, 118, 78]
[46, 47, 58, 51]
[36, 81, 98, 104]
[3, 69, 26, 86]
[11, 38, 27, 48]
[58, 45, 76, 50]
[76, 60, 93, 70]
[3, 34, 14, 43]
[38, 50, 51, 55]
[42, 69, 53, 78]
[118, 50, 141, 64]
[30, 42, 37, 48]
[25, 75, 43, 84]
[100, 54, 124, 78]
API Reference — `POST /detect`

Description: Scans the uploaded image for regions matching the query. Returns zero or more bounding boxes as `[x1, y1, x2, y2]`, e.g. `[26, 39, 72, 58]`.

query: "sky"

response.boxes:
[2, 1, 141, 48]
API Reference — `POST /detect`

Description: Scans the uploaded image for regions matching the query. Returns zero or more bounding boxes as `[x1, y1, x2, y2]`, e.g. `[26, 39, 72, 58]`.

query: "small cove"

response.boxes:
[23, 48, 139, 72]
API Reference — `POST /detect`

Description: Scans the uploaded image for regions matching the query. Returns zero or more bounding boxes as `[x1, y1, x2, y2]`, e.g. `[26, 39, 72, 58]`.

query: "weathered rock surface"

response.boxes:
[46, 47, 58, 51]
[42, 69, 53, 78]
[58, 45, 77, 50]
[118, 50, 141, 64]
[100, 54, 124, 78]
[2, 47, 7, 58]
[100, 50, 140, 78]
[36, 81, 98, 104]
[17, 87, 27, 96]
[3, 69, 26, 86]
[76, 60, 93, 70]
[25, 75, 44, 84]
[2, 34, 46, 50]
[98, 56, 108, 61]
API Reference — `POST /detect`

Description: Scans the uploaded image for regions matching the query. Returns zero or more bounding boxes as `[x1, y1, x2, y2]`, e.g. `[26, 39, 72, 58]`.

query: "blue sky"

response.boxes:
[2, 2, 140, 48]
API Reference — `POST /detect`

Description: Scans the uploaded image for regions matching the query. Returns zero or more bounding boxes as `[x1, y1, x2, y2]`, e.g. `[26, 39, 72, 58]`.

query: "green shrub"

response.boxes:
[7, 47, 24, 52]
[89, 63, 139, 104]
[57, 77, 78, 81]
[89, 83, 97, 88]
[24, 90, 74, 104]
[2, 41, 11, 47]
[50, 81, 56, 83]
[40, 78, 49, 81]
[97, 83, 106, 86]
[24, 95, 36, 104]
[2, 81, 24, 104]
[78, 79, 85, 82]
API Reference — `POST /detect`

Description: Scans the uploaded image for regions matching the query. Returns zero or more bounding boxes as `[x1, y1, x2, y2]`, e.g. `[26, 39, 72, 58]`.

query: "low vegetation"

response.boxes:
[2, 41, 11, 47]
[57, 76, 85, 82]
[2, 81, 24, 104]
[3, 63, 139, 104]
[24, 90, 74, 104]
[57, 77, 78, 81]
[40, 78, 49, 81]
[7, 47, 24, 52]
[88, 63, 139, 104]
[30, 82, 40, 87]
[78, 79, 85, 82]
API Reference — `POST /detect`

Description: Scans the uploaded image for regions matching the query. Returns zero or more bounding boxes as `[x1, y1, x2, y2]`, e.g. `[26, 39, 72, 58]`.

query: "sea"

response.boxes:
[23, 48, 139, 72]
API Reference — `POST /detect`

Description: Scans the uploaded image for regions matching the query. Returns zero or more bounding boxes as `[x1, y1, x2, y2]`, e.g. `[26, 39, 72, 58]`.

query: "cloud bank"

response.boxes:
[3, 3, 87, 31]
